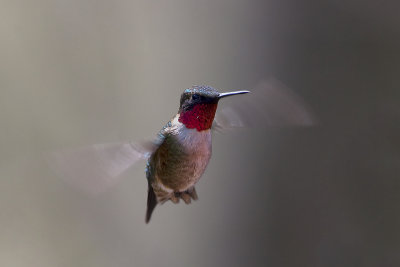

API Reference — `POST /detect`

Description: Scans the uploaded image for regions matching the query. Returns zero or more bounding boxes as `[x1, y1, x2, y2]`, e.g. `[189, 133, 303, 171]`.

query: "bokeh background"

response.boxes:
[1, 1, 399, 266]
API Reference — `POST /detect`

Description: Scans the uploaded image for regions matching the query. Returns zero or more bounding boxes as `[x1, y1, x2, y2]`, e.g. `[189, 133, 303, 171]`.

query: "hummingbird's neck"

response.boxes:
[178, 103, 218, 131]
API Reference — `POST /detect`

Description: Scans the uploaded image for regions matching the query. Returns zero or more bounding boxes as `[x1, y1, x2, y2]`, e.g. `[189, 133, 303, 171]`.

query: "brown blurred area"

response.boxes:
[1, 1, 399, 266]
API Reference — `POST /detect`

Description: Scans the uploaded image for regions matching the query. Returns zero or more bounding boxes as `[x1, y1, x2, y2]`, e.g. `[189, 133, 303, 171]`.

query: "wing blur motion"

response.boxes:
[46, 142, 155, 195]
[214, 78, 316, 130]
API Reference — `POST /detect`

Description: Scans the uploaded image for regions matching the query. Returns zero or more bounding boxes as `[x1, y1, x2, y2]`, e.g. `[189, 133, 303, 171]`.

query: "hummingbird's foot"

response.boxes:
[187, 187, 198, 201]
[168, 188, 199, 205]
[170, 193, 180, 204]
[181, 193, 191, 204]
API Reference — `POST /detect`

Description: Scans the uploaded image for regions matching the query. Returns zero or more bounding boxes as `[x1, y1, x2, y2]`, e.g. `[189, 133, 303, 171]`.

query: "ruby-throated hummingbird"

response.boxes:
[144, 86, 249, 222]
[48, 80, 315, 223]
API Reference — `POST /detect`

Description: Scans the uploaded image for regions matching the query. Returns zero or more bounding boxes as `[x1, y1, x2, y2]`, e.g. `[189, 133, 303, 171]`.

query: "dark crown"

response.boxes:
[179, 85, 220, 112]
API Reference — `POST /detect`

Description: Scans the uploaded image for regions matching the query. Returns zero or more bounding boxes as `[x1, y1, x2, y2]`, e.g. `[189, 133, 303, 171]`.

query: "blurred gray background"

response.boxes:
[1, 0, 399, 266]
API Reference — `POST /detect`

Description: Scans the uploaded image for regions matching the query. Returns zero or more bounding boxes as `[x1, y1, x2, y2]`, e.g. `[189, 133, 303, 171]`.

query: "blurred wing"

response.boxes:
[46, 141, 156, 195]
[214, 78, 316, 131]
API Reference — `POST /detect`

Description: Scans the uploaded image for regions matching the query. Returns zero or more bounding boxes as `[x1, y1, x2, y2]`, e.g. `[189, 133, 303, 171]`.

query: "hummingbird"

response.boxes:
[144, 86, 249, 223]
[48, 80, 315, 223]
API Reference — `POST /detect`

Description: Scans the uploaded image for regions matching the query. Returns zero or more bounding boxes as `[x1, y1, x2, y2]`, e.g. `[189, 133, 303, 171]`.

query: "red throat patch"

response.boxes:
[178, 103, 218, 131]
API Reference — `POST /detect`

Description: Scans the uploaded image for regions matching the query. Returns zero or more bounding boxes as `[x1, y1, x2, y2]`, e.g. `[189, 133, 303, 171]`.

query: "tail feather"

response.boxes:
[145, 183, 158, 223]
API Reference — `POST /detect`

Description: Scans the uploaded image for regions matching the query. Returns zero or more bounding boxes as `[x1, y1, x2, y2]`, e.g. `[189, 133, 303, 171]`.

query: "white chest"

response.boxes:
[171, 120, 212, 191]
[177, 126, 212, 152]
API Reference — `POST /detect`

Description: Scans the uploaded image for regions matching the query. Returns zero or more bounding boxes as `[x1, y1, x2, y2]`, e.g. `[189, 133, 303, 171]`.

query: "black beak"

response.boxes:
[218, 90, 250, 99]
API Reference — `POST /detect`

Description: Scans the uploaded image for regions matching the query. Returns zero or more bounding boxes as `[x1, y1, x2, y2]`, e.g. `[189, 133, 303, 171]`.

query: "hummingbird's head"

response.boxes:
[178, 85, 249, 131]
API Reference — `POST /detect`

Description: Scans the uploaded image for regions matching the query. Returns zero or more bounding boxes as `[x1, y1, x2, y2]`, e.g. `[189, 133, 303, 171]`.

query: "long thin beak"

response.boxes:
[218, 90, 250, 99]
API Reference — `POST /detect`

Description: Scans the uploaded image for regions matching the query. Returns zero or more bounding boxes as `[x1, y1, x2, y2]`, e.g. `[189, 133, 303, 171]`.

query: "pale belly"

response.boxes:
[171, 144, 211, 191]
[150, 127, 212, 193]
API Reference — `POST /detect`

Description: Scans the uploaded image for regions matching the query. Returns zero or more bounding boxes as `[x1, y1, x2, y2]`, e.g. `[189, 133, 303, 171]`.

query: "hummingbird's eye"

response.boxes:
[192, 94, 200, 100]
